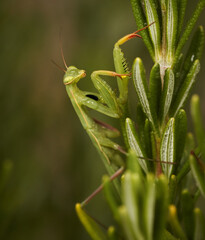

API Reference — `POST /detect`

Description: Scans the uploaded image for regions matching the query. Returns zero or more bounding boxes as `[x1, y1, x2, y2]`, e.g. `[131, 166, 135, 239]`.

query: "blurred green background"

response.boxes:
[0, 0, 204, 239]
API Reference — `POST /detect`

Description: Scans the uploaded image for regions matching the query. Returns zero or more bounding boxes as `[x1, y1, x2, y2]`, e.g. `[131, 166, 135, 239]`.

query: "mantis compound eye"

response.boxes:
[86, 94, 99, 101]
[69, 69, 77, 74]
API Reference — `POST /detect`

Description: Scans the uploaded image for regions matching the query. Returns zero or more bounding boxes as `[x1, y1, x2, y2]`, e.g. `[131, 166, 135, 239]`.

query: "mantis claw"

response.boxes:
[116, 33, 142, 46]
[112, 72, 131, 79]
[115, 22, 155, 46]
[133, 21, 155, 34]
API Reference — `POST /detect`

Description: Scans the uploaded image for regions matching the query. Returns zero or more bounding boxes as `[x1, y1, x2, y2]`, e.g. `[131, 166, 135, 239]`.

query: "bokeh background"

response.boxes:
[0, 0, 205, 239]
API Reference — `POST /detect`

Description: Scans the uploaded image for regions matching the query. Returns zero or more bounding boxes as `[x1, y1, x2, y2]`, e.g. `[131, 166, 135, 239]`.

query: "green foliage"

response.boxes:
[63, 0, 205, 239]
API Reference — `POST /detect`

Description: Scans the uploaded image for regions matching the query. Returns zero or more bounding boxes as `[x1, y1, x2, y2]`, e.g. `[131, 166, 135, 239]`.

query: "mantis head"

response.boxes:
[63, 66, 86, 85]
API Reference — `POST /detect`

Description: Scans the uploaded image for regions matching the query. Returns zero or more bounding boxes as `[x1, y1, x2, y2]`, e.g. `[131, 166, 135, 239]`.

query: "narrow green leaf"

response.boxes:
[144, 0, 161, 60]
[173, 53, 184, 96]
[166, 0, 178, 63]
[154, 175, 169, 240]
[191, 94, 205, 161]
[170, 59, 200, 117]
[176, 160, 190, 184]
[169, 175, 177, 203]
[159, 68, 175, 123]
[149, 63, 162, 118]
[176, 133, 195, 183]
[130, 0, 155, 60]
[136, 104, 146, 142]
[194, 208, 205, 240]
[133, 58, 158, 133]
[107, 226, 118, 240]
[127, 150, 144, 179]
[175, 26, 205, 94]
[175, 109, 187, 165]
[144, 174, 156, 240]
[160, 0, 167, 66]
[75, 203, 108, 240]
[144, 119, 153, 163]
[177, 0, 187, 41]
[174, 0, 205, 64]
[103, 176, 120, 221]
[158, 230, 178, 240]
[118, 206, 137, 240]
[183, 26, 205, 76]
[181, 133, 195, 163]
[122, 172, 144, 240]
[181, 189, 195, 240]
[125, 118, 148, 173]
[175, 28, 204, 99]
[173, 52, 183, 75]
[160, 118, 175, 178]
[152, 0, 162, 20]
[189, 154, 205, 197]
[168, 205, 187, 240]
[151, 131, 157, 160]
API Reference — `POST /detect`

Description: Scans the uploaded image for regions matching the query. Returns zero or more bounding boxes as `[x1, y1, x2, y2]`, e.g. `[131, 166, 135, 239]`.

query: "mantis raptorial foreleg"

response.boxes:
[82, 70, 129, 118]
[113, 22, 155, 104]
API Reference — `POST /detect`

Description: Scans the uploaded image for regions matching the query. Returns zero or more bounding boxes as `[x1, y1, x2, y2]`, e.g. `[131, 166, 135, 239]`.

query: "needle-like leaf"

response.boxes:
[170, 59, 200, 117]
[130, 0, 155, 60]
[194, 208, 205, 240]
[154, 175, 169, 239]
[133, 57, 158, 133]
[122, 172, 144, 240]
[160, 118, 175, 178]
[174, 0, 205, 64]
[125, 118, 148, 172]
[144, 174, 156, 240]
[149, 63, 162, 119]
[107, 226, 118, 240]
[191, 95, 205, 161]
[175, 109, 187, 165]
[168, 205, 187, 240]
[176, 0, 187, 41]
[166, 0, 178, 63]
[127, 150, 144, 178]
[183, 26, 205, 76]
[181, 189, 195, 239]
[103, 176, 120, 222]
[118, 206, 137, 240]
[189, 154, 205, 198]
[75, 203, 108, 240]
[144, 0, 161, 60]
[159, 68, 175, 123]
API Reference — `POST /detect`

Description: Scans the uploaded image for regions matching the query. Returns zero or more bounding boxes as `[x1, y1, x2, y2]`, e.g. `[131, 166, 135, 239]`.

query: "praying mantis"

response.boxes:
[61, 25, 153, 176]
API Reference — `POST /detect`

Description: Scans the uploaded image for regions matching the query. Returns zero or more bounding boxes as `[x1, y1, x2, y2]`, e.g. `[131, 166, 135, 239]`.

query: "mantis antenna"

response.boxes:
[59, 30, 68, 69]
[51, 59, 66, 73]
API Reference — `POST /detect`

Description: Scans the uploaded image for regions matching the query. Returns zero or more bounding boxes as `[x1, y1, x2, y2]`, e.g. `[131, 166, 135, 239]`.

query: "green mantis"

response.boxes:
[63, 67, 126, 175]
[62, 25, 152, 175]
